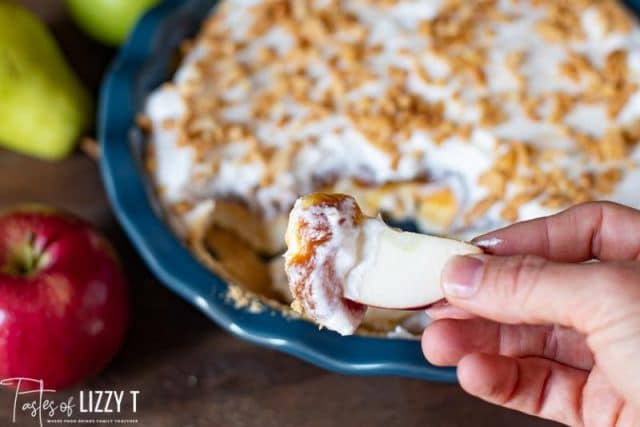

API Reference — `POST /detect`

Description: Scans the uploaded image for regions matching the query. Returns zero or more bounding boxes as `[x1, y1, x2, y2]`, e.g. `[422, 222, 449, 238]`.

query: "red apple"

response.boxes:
[0, 206, 129, 390]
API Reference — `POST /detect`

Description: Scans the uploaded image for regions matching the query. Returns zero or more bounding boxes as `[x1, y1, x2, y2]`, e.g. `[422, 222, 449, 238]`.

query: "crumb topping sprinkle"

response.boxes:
[145, 0, 640, 233]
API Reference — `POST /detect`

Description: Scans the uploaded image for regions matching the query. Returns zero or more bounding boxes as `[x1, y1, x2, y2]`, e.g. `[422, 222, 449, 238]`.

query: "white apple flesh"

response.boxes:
[343, 219, 481, 310]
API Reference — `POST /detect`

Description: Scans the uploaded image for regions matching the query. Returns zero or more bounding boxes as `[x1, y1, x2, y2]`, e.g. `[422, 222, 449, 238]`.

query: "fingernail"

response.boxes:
[472, 237, 503, 249]
[442, 255, 485, 298]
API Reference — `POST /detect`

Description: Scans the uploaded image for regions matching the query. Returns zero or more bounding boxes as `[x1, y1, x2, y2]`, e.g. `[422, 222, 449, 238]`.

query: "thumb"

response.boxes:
[441, 254, 640, 406]
[440, 254, 640, 331]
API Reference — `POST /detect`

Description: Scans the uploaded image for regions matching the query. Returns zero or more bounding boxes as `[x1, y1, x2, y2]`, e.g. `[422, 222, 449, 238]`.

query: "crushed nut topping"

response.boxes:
[145, 0, 640, 236]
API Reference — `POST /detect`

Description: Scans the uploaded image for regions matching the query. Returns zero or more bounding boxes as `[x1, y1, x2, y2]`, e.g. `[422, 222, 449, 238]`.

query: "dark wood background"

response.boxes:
[0, 1, 557, 426]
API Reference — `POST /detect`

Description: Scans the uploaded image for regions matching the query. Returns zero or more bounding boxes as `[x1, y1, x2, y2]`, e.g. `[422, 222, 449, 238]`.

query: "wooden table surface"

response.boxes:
[0, 2, 558, 426]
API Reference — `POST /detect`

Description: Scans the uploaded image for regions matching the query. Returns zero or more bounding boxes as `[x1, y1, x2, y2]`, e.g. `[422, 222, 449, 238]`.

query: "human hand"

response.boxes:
[423, 202, 640, 426]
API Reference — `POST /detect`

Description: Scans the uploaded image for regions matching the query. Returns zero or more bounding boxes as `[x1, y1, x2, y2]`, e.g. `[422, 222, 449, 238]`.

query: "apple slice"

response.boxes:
[284, 193, 480, 335]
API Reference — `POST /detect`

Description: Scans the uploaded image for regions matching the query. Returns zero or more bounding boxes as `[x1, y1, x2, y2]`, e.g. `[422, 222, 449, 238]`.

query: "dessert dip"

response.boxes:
[141, 0, 640, 335]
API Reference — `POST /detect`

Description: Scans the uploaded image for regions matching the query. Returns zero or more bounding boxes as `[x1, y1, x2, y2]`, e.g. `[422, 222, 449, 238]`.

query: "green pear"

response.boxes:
[65, 0, 159, 46]
[0, 1, 92, 160]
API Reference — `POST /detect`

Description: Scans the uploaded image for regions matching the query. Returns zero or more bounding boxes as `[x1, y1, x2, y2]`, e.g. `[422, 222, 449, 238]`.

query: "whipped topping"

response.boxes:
[284, 194, 368, 335]
[145, 0, 640, 239]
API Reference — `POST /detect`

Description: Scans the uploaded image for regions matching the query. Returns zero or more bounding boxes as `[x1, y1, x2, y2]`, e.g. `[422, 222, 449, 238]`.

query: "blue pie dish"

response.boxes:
[99, 0, 640, 383]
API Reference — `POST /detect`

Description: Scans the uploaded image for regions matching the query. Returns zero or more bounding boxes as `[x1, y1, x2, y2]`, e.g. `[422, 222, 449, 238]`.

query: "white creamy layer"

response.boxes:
[146, 0, 640, 240]
[284, 197, 367, 335]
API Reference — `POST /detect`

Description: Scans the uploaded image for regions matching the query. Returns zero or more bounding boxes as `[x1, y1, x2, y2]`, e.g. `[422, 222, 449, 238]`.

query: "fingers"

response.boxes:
[425, 300, 475, 320]
[458, 355, 633, 427]
[580, 367, 632, 427]
[422, 318, 593, 369]
[441, 254, 640, 334]
[586, 306, 640, 409]
[457, 353, 588, 426]
[442, 254, 640, 408]
[473, 202, 640, 262]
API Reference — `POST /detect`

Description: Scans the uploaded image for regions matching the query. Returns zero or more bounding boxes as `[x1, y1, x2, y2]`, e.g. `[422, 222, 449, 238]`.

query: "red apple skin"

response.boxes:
[365, 303, 434, 311]
[346, 297, 442, 311]
[0, 208, 129, 390]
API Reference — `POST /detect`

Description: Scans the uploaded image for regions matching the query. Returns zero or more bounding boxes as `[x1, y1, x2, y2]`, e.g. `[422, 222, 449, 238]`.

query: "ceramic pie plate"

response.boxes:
[99, 0, 640, 383]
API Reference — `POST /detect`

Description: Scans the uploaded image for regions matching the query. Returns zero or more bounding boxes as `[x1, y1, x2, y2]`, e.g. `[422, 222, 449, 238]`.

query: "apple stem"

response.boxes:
[80, 137, 100, 161]
[4, 233, 44, 276]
